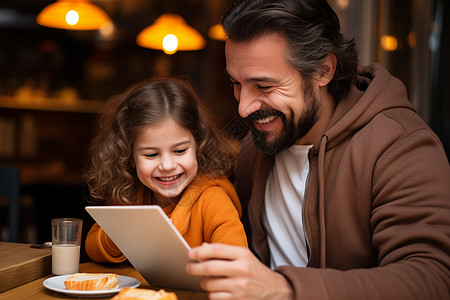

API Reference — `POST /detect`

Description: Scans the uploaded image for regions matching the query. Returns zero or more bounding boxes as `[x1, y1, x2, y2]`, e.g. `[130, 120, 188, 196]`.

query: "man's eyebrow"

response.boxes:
[224, 69, 279, 84]
[247, 77, 279, 84]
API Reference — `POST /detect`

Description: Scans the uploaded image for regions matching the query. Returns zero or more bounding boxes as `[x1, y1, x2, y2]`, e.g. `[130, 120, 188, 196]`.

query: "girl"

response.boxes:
[84, 78, 247, 263]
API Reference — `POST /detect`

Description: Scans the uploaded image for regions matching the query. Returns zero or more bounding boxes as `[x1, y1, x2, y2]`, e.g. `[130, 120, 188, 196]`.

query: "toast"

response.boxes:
[111, 287, 177, 300]
[64, 273, 119, 290]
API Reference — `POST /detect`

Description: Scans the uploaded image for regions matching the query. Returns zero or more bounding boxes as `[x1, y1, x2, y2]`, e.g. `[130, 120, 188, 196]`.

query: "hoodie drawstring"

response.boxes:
[318, 135, 328, 268]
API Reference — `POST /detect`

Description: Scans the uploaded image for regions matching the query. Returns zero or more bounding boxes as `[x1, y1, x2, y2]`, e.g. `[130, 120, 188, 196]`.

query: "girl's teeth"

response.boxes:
[256, 115, 277, 124]
[158, 174, 180, 182]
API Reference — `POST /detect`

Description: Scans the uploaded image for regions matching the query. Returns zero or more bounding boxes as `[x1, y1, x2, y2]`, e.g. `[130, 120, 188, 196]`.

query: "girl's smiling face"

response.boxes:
[132, 117, 198, 206]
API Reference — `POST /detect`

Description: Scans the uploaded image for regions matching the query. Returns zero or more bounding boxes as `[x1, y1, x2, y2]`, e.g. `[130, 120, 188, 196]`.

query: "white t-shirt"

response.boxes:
[262, 144, 312, 269]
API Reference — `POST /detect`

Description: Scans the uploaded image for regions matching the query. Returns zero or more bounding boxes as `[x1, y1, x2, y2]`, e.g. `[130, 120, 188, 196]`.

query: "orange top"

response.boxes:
[85, 176, 248, 263]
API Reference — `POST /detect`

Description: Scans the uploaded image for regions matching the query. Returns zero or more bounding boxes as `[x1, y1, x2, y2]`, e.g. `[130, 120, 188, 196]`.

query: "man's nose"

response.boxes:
[237, 87, 262, 118]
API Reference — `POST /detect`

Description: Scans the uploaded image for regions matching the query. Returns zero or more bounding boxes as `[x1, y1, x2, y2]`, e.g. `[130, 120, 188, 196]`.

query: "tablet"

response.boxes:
[85, 205, 202, 291]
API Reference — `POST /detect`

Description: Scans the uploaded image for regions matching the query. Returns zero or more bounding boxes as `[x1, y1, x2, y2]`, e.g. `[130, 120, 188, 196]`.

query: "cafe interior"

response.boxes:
[0, 0, 448, 263]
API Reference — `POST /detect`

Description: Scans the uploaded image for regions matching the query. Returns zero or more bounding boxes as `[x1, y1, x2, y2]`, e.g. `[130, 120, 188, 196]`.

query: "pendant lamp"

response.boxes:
[36, 0, 111, 30]
[208, 23, 227, 41]
[136, 14, 206, 55]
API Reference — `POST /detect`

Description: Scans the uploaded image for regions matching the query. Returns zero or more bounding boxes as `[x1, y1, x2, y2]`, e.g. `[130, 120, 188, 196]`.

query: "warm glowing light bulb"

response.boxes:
[100, 21, 114, 37]
[162, 34, 178, 54]
[66, 10, 79, 25]
[380, 35, 398, 52]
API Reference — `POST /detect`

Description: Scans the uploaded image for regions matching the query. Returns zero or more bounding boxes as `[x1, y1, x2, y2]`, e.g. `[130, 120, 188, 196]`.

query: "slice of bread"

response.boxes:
[64, 273, 119, 290]
[111, 287, 178, 300]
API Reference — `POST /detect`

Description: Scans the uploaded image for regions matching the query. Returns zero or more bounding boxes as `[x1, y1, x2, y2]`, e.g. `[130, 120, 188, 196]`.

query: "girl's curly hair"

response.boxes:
[84, 78, 237, 205]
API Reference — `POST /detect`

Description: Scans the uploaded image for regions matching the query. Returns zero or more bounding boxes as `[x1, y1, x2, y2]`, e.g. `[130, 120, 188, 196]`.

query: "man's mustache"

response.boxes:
[247, 109, 284, 121]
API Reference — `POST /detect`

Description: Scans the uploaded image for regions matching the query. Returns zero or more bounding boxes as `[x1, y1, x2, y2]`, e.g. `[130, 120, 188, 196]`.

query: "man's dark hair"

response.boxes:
[221, 0, 358, 101]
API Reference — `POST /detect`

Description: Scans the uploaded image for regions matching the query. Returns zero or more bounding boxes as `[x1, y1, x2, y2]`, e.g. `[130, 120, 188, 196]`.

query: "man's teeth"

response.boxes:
[256, 115, 277, 124]
[158, 174, 180, 182]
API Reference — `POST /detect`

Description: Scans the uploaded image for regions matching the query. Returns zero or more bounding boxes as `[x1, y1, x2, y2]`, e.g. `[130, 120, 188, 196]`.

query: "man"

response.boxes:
[186, 0, 450, 299]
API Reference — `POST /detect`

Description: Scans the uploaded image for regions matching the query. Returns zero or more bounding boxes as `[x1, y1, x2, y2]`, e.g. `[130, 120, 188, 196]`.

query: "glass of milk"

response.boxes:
[51, 218, 83, 275]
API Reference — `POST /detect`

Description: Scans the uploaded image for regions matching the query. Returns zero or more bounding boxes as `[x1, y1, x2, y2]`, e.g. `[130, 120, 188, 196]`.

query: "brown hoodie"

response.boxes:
[234, 63, 450, 299]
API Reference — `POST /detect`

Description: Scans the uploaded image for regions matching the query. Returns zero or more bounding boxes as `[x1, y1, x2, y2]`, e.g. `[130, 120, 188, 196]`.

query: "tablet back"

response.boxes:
[85, 205, 202, 291]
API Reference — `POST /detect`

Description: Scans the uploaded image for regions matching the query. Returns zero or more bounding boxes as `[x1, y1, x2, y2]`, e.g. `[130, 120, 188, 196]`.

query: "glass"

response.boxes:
[51, 218, 83, 275]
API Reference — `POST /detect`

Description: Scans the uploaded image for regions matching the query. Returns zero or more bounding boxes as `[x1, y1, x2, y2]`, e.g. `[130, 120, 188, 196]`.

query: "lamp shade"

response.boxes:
[208, 23, 227, 41]
[136, 14, 206, 54]
[36, 0, 111, 30]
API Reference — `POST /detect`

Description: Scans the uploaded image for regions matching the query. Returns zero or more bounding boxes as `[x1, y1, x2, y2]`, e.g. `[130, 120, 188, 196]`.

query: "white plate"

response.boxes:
[43, 274, 140, 298]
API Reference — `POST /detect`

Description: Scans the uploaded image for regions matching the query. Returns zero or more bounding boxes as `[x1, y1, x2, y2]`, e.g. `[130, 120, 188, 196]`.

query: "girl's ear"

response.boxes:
[317, 53, 337, 87]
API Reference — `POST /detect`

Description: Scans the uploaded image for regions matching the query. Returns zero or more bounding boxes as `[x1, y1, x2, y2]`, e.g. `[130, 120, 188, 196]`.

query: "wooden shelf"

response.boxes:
[0, 96, 105, 114]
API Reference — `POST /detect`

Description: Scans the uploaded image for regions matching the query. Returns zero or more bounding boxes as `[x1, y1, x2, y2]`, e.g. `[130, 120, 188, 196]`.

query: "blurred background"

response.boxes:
[0, 0, 448, 260]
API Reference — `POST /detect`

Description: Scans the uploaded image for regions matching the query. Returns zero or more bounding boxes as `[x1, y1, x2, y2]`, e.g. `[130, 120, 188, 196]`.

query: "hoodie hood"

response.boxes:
[311, 63, 417, 267]
[319, 63, 416, 151]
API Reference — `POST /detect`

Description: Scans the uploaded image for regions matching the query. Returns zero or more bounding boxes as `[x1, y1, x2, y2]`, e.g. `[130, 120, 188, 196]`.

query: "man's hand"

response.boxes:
[186, 243, 293, 300]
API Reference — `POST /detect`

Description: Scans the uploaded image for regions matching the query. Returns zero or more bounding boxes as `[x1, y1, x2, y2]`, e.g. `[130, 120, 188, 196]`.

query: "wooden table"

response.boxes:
[0, 242, 52, 293]
[0, 243, 208, 300]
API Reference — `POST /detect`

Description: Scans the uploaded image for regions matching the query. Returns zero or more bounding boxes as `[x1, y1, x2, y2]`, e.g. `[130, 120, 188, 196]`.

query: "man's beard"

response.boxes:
[247, 88, 319, 155]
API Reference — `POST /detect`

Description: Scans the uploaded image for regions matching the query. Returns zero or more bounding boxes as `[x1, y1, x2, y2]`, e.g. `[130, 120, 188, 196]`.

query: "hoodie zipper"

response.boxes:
[303, 149, 312, 267]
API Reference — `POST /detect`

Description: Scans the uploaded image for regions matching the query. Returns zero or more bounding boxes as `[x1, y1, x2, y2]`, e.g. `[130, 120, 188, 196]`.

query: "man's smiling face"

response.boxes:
[225, 33, 320, 154]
